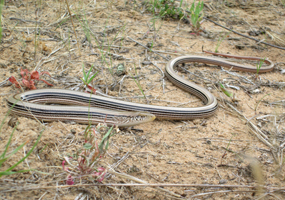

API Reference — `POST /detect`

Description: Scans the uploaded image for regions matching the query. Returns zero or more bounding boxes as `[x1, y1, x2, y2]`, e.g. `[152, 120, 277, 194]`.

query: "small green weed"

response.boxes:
[62, 124, 116, 185]
[81, 63, 98, 93]
[215, 32, 231, 53]
[64, 0, 80, 54]
[256, 58, 265, 78]
[0, 106, 44, 177]
[221, 133, 243, 161]
[146, 0, 204, 32]
[219, 83, 233, 98]
[77, 11, 126, 76]
[149, 17, 163, 40]
[0, 0, 4, 42]
[255, 93, 270, 113]
[188, 0, 204, 32]
[132, 64, 148, 102]
[147, 0, 185, 20]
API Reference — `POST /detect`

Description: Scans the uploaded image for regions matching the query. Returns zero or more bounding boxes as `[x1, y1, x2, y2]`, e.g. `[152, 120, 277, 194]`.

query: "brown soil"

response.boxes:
[0, 0, 285, 199]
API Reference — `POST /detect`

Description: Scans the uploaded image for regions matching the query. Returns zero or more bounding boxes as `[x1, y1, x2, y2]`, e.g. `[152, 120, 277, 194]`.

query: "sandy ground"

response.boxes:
[0, 0, 285, 199]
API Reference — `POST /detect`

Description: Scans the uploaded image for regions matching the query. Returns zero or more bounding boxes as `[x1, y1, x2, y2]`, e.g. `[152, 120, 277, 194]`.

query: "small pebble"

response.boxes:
[219, 179, 227, 184]
[8, 117, 18, 128]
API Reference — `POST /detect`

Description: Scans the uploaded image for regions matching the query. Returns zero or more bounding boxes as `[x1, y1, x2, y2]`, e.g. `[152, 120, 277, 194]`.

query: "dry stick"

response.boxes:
[107, 169, 182, 198]
[203, 17, 285, 51]
[48, 13, 79, 27]
[9, 17, 43, 24]
[65, 0, 81, 55]
[111, 152, 130, 169]
[226, 102, 274, 149]
[101, 50, 126, 60]
[267, 31, 285, 46]
[3, 183, 284, 193]
[127, 37, 170, 61]
[0, 77, 9, 87]
[151, 61, 165, 79]
[180, 67, 211, 82]
[190, 190, 257, 198]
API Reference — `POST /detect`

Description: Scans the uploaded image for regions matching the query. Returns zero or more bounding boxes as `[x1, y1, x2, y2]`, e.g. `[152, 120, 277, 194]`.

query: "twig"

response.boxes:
[221, 67, 255, 85]
[127, 37, 170, 61]
[107, 168, 182, 198]
[203, 17, 285, 51]
[100, 50, 126, 60]
[226, 102, 274, 149]
[190, 190, 256, 198]
[9, 17, 43, 24]
[180, 66, 212, 82]
[3, 183, 285, 193]
[0, 78, 9, 87]
[151, 61, 165, 79]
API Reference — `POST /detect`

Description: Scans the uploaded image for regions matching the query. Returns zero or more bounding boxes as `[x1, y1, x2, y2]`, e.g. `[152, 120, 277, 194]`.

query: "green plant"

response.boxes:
[147, 0, 185, 20]
[0, 0, 4, 42]
[132, 64, 148, 101]
[255, 93, 270, 112]
[256, 58, 265, 78]
[221, 133, 243, 161]
[149, 16, 163, 39]
[188, 0, 204, 32]
[62, 124, 115, 185]
[215, 32, 231, 53]
[81, 63, 98, 93]
[77, 8, 92, 45]
[76, 12, 126, 76]
[0, 107, 44, 177]
[64, 0, 80, 54]
[100, 21, 127, 74]
[219, 83, 233, 98]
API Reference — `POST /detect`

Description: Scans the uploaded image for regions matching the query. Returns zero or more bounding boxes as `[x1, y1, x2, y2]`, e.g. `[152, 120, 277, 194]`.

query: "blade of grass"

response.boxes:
[2, 128, 44, 176]
[64, 0, 81, 55]
[255, 93, 270, 112]
[0, 101, 44, 177]
[256, 58, 265, 78]
[0, 122, 19, 160]
[215, 32, 231, 53]
[0, 102, 17, 136]
[132, 64, 148, 102]
[0, 169, 34, 176]
[0, 0, 4, 42]
[99, 126, 114, 152]
[132, 77, 148, 101]
[219, 83, 233, 98]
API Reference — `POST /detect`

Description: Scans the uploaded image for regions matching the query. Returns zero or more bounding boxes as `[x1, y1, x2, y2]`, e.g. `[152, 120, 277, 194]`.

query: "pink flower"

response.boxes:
[9, 68, 53, 90]
[92, 167, 106, 182]
[66, 174, 74, 185]
[62, 160, 69, 171]
[9, 76, 21, 88]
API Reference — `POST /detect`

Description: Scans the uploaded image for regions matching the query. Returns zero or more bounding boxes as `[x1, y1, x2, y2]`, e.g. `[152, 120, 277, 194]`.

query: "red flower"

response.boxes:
[66, 174, 74, 185]
[92, 167, 106, 182]
[8, 76, 21, 88]
[9, 68, 53, 90]
[62, 160, 69, 172]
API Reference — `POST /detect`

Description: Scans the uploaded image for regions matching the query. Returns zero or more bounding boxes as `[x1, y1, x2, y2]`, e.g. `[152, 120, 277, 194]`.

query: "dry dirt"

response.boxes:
[0, 0, 285, 199]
